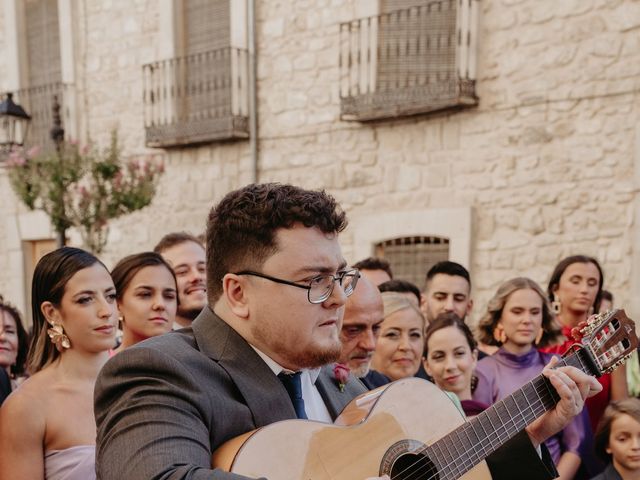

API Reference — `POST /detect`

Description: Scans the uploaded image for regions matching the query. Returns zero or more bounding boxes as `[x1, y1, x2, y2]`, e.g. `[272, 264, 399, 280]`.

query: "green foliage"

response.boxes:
[6, 131, 164, 253]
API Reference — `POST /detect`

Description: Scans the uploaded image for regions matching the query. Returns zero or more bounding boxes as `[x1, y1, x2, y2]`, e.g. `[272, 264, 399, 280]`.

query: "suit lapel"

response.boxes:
[192, 308, 296, 427]
[316, 364, 367, 420]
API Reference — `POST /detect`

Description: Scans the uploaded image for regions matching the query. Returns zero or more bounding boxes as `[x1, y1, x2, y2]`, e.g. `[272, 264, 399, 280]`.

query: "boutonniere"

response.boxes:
[333, 363, 350, 392]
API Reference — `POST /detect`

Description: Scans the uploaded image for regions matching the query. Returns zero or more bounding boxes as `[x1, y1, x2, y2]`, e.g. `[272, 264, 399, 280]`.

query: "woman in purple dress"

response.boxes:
[474, 277, 589, 480]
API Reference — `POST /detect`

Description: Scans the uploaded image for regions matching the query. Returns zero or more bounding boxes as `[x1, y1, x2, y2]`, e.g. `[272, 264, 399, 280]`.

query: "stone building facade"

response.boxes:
[0, 0, 639, 326]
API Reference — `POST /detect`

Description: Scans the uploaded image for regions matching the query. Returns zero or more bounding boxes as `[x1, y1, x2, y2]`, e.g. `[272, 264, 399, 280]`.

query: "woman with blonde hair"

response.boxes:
[0, 247, 118, 479]
[370, 292, 425, 381]
[474, 277, 589, 480]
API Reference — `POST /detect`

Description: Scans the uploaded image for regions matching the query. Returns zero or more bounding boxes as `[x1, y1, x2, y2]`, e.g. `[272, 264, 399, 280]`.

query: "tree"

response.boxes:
[6, 131, 164, 253]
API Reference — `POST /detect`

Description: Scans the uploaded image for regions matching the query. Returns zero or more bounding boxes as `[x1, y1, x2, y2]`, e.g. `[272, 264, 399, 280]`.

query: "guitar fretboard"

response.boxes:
[416, 349, 593, 480]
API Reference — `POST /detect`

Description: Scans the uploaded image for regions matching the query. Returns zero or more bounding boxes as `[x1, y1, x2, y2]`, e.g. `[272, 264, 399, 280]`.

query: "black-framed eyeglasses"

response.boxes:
[235, 269, 360, 304]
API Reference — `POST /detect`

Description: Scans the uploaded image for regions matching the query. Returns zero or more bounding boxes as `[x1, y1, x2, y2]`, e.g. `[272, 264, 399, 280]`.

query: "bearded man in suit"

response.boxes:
[95, 183, 600, 479]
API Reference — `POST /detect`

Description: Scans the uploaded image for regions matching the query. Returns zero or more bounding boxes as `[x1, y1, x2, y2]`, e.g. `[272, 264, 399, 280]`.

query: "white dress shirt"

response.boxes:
[252, 347, 333, 423]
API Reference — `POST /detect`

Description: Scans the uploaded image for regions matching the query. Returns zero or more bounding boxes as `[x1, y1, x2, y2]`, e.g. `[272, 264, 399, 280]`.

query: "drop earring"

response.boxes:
[47, 323, 71, 352]
[551, 295, 561, 315]
[493, 325, 507, 344]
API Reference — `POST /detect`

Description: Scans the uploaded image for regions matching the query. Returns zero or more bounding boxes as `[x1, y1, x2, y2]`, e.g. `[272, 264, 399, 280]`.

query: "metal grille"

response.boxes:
[142, 48, 249, 147]
[339, 0, 478, 121]
[375, 236, 450, 288]
[5, 83, 69, 153]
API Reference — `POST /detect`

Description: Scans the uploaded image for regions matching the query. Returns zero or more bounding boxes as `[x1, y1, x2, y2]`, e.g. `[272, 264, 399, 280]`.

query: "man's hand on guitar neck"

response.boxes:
[525, 356, 602, 448]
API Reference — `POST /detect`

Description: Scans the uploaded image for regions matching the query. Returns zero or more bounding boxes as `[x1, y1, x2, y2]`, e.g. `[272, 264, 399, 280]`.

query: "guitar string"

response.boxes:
[418, 356, 572, 480]
[397, 387, 553, 480]
[395, 387, 554, 480]
[388, 353, 579, 480]
[385, 375, 556, 480]
[395, 350, 593, 480]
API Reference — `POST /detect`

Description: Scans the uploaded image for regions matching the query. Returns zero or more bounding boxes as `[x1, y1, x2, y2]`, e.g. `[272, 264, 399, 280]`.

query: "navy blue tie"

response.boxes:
[278, 372, 308, 419]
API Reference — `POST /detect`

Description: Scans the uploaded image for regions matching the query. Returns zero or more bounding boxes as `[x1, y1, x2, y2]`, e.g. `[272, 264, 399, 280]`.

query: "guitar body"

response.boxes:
[213, 378, 491, 479]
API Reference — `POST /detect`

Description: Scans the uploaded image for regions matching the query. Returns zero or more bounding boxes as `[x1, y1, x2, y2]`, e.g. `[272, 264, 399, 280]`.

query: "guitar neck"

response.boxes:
[422, 348, 594, 480]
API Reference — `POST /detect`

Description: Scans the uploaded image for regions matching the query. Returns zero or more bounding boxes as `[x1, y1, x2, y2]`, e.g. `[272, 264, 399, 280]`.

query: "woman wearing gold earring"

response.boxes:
[0, 247, 118, 479]
[541, 255, 628, 433]
[110, 252, 178, 353]
[474, 277, 589, 480]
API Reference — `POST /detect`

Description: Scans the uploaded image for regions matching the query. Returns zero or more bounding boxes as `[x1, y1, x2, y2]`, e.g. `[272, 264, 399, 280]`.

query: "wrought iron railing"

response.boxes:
[339, 0, 479, 121]
[143, 47, 249, 147]
[6, 83, 70, 153]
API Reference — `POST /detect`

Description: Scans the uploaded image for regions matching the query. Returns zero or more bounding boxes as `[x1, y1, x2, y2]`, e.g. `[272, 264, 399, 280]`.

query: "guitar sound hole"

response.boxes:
[390, 453, 438, 480]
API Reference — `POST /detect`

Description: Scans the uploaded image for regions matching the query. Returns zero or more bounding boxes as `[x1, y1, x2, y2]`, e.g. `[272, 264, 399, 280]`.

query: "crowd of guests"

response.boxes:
[345, 255, 637, 480]
[0, 182, 635, 479]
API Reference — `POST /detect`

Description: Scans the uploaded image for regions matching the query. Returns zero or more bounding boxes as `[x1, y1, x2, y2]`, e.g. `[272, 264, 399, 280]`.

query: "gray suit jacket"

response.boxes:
[95, 307, 557, 479]
[95, 307, 366, 479]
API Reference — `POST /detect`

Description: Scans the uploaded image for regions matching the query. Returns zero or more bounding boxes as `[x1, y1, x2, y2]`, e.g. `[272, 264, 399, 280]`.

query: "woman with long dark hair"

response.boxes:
[0, 300, 29, 390]
[111, 252, 177, 352]
[0, 247, 118, 479]
[542, 255, 628, 431]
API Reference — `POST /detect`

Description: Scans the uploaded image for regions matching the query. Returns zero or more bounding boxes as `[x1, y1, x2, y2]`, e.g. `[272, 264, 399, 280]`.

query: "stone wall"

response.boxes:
[0, 0, 638, 325]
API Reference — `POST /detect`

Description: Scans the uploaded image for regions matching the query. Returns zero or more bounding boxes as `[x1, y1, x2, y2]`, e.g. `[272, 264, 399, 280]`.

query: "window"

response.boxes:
[375, 236, 450, 287]
[340, 0, 479, 121]
[7, 0, 69, 153]
[143, 0, 249, 147]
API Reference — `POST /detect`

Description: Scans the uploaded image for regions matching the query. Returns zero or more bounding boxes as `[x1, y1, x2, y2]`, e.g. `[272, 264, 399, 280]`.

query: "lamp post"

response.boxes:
[50, 95, 66, 247]
[0, 92, 31, 155]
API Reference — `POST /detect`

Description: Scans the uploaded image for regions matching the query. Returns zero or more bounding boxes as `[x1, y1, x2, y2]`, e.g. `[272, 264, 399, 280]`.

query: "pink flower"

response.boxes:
[7, 150, 26, 167]
[333, 363, 350, 392]
[26, 145, 41, 159]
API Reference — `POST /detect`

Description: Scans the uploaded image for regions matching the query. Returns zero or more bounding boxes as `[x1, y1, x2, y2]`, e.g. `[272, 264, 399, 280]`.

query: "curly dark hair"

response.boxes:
[206, 183, 348, 303]
[477, 277, 561, 348]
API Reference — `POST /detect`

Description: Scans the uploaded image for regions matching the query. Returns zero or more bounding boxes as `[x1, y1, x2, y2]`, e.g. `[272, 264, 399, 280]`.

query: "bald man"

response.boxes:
[338, 276, 389, 389]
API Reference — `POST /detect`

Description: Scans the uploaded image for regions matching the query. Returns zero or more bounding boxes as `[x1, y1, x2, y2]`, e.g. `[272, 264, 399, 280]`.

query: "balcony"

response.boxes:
[339, 0, 479, 122]
[3, 83, 70, 153]
[143, 47, 249, 148]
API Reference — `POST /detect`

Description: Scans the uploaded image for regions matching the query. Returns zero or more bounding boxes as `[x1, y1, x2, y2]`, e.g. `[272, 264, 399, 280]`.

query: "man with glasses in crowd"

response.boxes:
[95, 183, 600, 479]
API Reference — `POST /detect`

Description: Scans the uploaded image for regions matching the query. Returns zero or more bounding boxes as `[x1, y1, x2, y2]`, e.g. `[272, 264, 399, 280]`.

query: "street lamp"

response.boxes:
[0, 92, 31, 154]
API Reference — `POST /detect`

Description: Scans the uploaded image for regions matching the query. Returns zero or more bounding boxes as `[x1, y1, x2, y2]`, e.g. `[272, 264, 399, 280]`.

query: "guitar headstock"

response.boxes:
[580, 309, 638, 376]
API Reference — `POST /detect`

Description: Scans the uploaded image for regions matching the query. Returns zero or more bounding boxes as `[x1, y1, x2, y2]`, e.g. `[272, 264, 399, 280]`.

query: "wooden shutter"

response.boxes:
[25, 0, 62, 87]
[184, 0, 230, 55]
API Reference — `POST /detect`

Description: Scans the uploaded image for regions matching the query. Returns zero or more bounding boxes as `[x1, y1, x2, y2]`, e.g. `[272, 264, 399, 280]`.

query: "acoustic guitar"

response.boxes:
[212, 309, 637, 479]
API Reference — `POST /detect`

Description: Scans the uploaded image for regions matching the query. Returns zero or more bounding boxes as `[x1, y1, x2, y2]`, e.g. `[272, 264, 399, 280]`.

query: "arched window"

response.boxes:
[375, 236, 449, 288]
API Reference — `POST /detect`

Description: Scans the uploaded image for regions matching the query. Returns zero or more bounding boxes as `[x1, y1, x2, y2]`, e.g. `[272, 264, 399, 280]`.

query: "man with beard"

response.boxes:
[337, 276, 389, 389]
[154, 232, 207, 328]
[421, 261, 474, 325]
[95, 183, 599, 480]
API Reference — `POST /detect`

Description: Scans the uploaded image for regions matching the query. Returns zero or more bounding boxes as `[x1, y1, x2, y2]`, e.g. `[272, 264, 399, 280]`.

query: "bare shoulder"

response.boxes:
[0, 372, 48, 430]
[0, 373, 48, 479]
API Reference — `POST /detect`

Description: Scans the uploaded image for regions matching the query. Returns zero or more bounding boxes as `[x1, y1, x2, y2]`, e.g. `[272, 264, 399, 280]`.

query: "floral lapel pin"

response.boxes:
[333, 363, 350, 392]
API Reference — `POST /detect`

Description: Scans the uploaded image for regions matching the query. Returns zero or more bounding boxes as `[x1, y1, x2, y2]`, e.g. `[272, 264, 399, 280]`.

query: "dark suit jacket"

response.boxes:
[589, 464, 622, 480]
[95, 307, 557, 479]
[0, 368, 11, 406]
